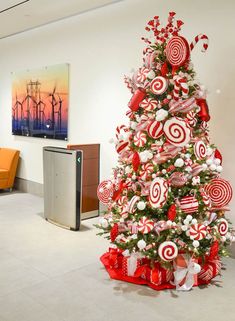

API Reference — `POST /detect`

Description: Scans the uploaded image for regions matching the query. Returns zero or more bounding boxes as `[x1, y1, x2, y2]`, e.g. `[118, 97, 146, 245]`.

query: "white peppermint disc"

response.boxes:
[150, 76, 168, 95]
[158, 241, 178, 261]
[194, 140, 207, 160]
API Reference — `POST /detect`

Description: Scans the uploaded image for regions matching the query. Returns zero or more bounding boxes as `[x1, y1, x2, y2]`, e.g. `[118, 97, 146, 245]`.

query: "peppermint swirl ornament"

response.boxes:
[165, 36, 190, 67]
[204, 178, 233, 208]
[158, 241, 178, 261]
[163, 117, 191, 147]
[138, 217, 154, 234]
[147, 121, 163, 139]
[149, 177, 168, 208]
[134, 131, 147, 147]
[218, 218, 229, 236]
[150, 76, 168, 95]
[189, 224, 207, 240]
[194, 140, 207, 160]
[139, 98, 158, 111]
[139, 163, 154, 181]
[128, 195, 140, 213]
[97, 180, 114, 204]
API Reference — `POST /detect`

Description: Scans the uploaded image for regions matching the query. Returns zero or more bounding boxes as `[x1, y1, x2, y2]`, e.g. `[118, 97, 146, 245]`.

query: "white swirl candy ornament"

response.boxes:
[163, 117, 191, 147]
[158, 241, 178, 261]
[149, 177, 168, 208]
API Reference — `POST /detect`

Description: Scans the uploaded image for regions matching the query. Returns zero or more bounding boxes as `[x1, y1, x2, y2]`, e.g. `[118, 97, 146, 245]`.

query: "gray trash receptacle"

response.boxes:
[43, 146, 82, 230]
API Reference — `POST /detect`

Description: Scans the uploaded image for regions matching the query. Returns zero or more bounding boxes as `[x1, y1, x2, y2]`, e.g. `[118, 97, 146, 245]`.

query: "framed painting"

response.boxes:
[12, 63, 69, 140]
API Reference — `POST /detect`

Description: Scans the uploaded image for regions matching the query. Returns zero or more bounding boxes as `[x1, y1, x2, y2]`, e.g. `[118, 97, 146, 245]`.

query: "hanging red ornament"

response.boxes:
[161, 62, 168, 76]
[167, 204, 177, 221]
[128, 88, 147, 111]
[196, 98, 210, 122]
[110, 223, 119, 242]
[214, 149, 223, 164]
[132, 151, 140, 171]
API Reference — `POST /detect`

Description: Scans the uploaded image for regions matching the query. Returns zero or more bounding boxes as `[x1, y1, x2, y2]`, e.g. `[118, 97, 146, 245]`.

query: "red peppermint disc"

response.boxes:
[218, 218, 229, 236]
[128, 195, 140, 213]
[189, 224, 207, 240]
[194, 140, 207, 160]
[158, 241, 178, 261]
[179, 196, 199, 213]
[163, 117, 191, 147]
[134, 131, 147, 147]
[186, 111, 197, 127]
[136, 67, 150, 83]
[150, 76, 168, 95]
[139, 98, 158, 111]
[147, 121, 163, 139]
[204, 178, 233, 208]
[149, 177, 168, 208]
[139, 163, 154, 181]
[138, 217, 154, 234]
[166, 36, 190, 67]
[97, 180, 114, 204]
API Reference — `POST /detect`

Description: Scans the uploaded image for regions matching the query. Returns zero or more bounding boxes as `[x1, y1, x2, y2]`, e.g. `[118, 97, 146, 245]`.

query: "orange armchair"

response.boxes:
[0, 148, 20, 190]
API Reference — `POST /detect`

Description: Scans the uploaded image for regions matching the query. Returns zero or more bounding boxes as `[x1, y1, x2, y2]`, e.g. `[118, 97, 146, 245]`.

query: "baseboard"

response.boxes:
[15, 177, 43, 197]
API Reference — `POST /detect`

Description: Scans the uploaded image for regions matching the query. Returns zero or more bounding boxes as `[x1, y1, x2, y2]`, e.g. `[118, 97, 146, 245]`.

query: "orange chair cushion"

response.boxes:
[0, 148, 18, 170]
[0, 169, 9, 179]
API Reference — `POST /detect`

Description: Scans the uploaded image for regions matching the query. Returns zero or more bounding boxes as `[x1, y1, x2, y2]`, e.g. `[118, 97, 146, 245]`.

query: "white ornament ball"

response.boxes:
[147, 70, 156, 79]
[193, 263, 201, 274]
[185, 153, 191, 159]
[167, 220, 173, 227]
[183, 219, 189, 225]
[185, 166, 192, 172]
[221, 236, 226, 243]
[132, 174, 136, 180]
[206, 158, 213, 165]
[214, 158, 221, 165]
[206, 148, 213, 156]
[174, 158, 184, 167]
[152, 173, 156, 179]
[125, 166, 132, 174]
[216, 165, 223, 173]
[186, 215, 193, 221]
[181, 225, 188, 231]
[162, 169, 167, 174]
[193, 240, 200, 248]
[137, 239, 147, 250]
[130, 122, 137, 130]
[137, 201, 146, 210]
[191, 218, 198, 225]
[209, 164, 217, 171]
[99, 218, 108, 228]
[155, 109, 168, 121]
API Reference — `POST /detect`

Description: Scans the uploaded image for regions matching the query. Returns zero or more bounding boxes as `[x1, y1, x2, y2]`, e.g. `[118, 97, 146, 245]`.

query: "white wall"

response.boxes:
[0, 0, 234, 219]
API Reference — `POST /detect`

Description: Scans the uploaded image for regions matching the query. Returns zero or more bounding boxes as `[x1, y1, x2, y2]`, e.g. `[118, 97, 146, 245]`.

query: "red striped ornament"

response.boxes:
[169, 97, 196, 114]
[165, 36, 190, 67]
[139, 163, 154, 181]
[149, 177, 168, 208]
[204, 178, 233, 209]
[138, 217, 154, 234]
[116, 140, 129, 154]
[147, 121, 163, 139]
[97, 180, 114, 204]
[189, 224, 207, 240]
[169, 172, 187, 187]
[186, 111, 197, 127]
[158, 241, 178, 261]
[179, 196, 199, 213]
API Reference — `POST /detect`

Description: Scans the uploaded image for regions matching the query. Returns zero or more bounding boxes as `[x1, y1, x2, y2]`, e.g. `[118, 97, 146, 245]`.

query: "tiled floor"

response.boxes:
[0, 192, 235, 321]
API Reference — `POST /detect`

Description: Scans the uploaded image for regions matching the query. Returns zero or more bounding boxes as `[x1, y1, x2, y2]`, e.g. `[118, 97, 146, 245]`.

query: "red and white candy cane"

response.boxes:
[173, 75, 189, 100]
[138, 217, 154, 234]
[115, 125, 129, 140]
[190, 34, 209, 52]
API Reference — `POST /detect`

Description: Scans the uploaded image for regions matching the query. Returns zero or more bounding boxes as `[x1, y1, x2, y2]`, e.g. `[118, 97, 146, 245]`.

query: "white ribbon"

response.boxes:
[173, 255, 201, 291]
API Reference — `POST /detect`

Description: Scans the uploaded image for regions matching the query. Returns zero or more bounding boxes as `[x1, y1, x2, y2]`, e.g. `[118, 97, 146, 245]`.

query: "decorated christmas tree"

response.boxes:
[96, 12, 234, 291]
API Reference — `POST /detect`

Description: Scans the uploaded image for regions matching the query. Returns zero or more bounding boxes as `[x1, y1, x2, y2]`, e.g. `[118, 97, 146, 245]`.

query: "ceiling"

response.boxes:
[0, 0, 123, 39]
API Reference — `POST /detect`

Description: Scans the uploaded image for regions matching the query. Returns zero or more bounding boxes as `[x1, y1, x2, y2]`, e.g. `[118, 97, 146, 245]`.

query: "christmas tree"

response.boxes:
[96, 12, 234, 291]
